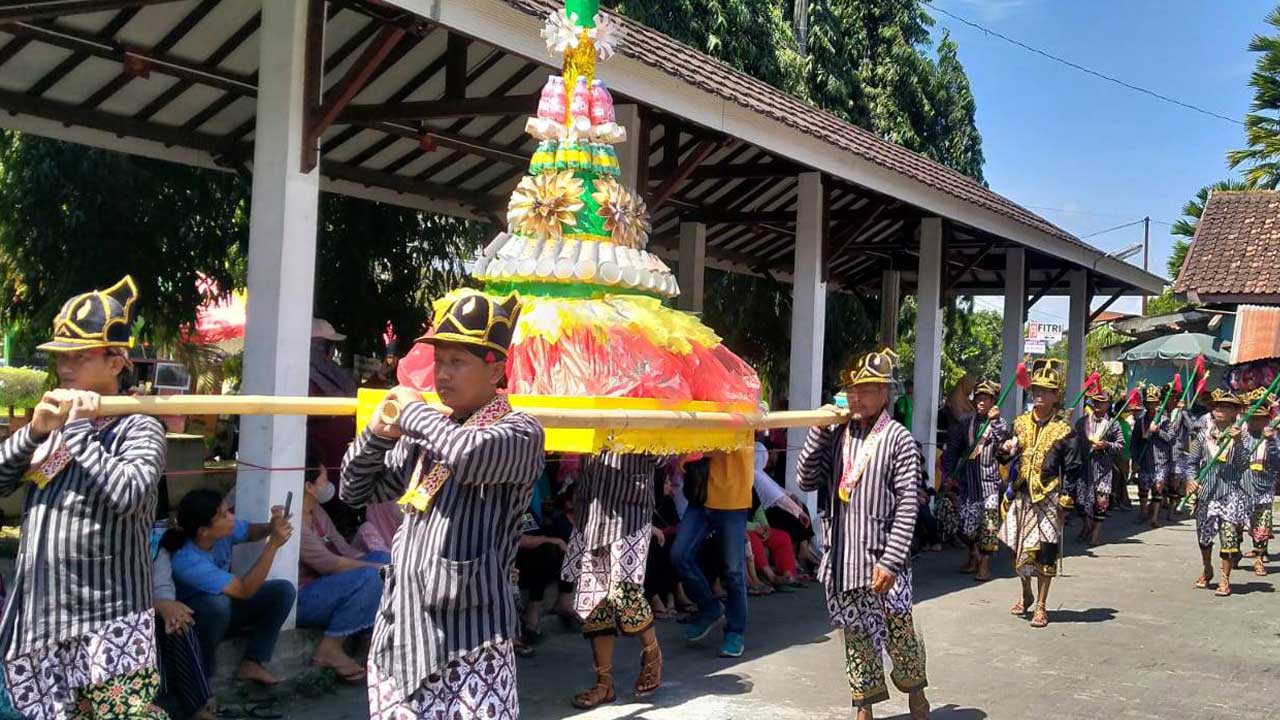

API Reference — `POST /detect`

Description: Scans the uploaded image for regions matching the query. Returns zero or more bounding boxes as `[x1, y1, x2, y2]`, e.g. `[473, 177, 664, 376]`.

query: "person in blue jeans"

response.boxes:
[671, 448, 753, 658]
[296, 451, 389, 682]
[164, 489, 296, 686]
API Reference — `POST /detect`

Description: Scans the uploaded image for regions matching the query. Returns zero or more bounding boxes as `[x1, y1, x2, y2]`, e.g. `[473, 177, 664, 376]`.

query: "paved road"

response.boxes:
[274, 506, 1280, 719]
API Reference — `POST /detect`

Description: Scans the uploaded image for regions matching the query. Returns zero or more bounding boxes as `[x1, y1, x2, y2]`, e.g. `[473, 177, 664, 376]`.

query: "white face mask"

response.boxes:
[313, 479, 336, 504]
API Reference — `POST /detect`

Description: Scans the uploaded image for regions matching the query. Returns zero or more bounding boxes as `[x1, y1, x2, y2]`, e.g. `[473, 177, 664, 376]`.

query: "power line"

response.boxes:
[927, 2, 1244, 126]
[1081, 218, 1146, 239]
[1025, 205, 1176, 227]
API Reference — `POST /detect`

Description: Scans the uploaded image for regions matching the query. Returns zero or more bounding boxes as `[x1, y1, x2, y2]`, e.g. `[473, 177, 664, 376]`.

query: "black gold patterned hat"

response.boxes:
[1209, 387, 1245, 407]
[417, 290, 521, 359]
[1143, 384, 1163, 403]
[1028, 358, 1065, 392]
[973, 379, 1000, 399]
[1245, 387, 1276, 417]
[839, 348, 898, 388]
[38, 276, 138, 353]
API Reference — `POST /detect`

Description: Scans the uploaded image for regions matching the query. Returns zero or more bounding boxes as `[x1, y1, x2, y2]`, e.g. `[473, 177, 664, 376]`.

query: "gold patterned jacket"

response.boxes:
[1001, 412, 1082, 507]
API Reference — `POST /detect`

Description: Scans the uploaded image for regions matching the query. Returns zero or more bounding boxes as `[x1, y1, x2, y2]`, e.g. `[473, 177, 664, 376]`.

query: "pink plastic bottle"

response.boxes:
[589, 80, 615, 125]
[569, 76, 591, 122]
[537, 76, 567, 122]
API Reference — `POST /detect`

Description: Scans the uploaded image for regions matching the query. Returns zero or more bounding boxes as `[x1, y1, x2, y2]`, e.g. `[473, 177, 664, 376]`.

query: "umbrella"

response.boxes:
[1120, 332, 1229, 365]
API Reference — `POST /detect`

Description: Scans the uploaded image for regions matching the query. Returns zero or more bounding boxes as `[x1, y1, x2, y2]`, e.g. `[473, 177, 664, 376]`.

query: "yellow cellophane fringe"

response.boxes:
[563, 31, 595, 91]
[432, 289, 721, 356]
[356, 389, 753, 455]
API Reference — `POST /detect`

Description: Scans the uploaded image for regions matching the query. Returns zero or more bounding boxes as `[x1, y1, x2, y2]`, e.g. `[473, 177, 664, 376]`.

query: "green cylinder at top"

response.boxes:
[565, 0, 598, 26]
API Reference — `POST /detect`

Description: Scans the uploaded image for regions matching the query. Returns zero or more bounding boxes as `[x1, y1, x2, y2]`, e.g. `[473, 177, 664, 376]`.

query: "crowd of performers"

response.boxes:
[0, 280, 1277, 720]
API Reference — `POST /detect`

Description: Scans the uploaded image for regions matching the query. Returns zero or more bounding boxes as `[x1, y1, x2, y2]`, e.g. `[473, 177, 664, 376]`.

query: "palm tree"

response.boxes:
[1227, 6, 1280, 188]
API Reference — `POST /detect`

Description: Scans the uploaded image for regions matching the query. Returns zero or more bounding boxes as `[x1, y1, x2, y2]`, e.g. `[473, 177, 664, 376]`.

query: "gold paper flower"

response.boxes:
[508, 170, 584, 240]
[592, 177, 649, 248]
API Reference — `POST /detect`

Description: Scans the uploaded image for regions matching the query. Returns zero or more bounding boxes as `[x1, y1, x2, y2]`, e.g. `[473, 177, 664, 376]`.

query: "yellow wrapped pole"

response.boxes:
[96, 395, 846, 431]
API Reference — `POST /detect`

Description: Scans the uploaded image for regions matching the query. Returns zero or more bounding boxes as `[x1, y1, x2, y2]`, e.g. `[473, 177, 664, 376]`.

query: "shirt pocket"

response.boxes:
[418, 550, 499, 612]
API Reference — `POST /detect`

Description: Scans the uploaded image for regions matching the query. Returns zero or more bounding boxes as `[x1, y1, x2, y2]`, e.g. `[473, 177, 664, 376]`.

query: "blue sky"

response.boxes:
[927, 0, 1269, 323]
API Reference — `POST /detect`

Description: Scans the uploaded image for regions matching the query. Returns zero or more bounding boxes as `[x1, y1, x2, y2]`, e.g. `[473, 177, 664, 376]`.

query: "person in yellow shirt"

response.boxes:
[671, 446, 753, 658]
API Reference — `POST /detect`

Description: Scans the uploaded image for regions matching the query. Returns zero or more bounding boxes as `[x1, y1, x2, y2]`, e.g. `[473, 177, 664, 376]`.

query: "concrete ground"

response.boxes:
[259, 504, 1280, 720]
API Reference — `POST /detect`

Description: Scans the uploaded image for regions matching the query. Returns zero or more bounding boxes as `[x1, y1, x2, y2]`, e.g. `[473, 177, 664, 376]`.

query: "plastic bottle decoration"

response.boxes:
[588, 80, 615, 125]
[537, 76, 566, 122]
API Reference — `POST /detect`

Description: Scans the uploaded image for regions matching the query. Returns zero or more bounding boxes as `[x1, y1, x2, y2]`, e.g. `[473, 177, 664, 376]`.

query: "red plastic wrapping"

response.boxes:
[398, 322, 759, 404]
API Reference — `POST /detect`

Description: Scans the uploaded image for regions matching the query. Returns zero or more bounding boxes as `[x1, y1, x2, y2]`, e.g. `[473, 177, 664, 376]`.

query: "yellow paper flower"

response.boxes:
[592, 177, 649, 248]
[508, 170, 584, 240]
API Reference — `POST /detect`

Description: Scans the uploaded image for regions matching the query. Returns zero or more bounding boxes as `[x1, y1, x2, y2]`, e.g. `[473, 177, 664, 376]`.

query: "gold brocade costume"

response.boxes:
[1010, 413, 1076, 507]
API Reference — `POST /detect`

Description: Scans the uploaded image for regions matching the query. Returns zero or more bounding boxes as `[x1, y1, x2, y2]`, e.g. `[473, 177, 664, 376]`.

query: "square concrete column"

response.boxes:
[911, 218, 945, 488]
[677, 221, 706, 313]
[235, 0, 321, 603]
[1066, 270, 1090, 404]
[879, 269, 900, 348]
[1000, 248, 1027, 416]
[785, 172, 827, 506]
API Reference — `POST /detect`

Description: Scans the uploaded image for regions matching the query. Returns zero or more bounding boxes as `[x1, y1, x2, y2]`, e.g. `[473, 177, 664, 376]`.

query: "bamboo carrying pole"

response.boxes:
[95, 395, 848, 431]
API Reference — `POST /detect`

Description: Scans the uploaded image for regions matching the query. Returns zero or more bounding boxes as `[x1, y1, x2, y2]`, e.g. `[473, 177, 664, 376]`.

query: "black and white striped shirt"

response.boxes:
[1132, 412, 1177, 476]
[941, 414, 1009, 505]
[0, 415, 165, 660]
[574, 453, 665, 553]
[796, 418, 919, 593]
[340, 401, 543, 703]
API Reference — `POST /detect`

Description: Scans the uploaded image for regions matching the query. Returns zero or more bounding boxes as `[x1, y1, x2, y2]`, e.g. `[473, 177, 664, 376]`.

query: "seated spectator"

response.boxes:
[752, 438, 816, 576]
[151, 528, 214, 720]
[647, 468, 690, 618]
[353, 501, 402, 556]
[515, 510, 573, 642]
[297, 454, 389, 682]
[165, 489, 296, 686]
[746, 494, 801, 591]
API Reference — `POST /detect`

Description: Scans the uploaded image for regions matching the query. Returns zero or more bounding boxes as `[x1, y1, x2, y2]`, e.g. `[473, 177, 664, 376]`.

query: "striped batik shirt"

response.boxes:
[574, 453, 665, 553]
[941, 414, 1009, 505]
[796, 417, 919, 593]
[1242, 432, 1280, 499]
[1132, 413, 1177, 477]
[0, 415, 165, 661]
[1188, 423, 1252, 504]
[340, 401, 543, 704]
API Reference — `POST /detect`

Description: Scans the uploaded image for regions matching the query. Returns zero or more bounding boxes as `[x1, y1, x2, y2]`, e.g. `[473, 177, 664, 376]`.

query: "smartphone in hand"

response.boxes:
[284, 491, 294, 519]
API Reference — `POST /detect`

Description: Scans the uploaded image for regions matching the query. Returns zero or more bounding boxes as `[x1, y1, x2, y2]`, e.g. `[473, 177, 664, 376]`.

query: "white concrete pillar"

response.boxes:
[677, 221, 706, 313]
[911, 218, 945, 488]
[1066, 269, 1090, 406]
[1000, 248, 1027, 416]
[235, 0, 321, 605]
[785, 172, 827, 511]
[879, 269, 900, 348]
[614, 104, 641, 189]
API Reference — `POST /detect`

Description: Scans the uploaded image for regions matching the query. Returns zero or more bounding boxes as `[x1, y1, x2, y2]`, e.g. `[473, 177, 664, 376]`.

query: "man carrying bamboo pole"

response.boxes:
[562, 451, 667, 709]
[1241, 388, 1278, 576]
[0, 277, 168, 719]
[1131, 384, 1176, 528]
[997, 358, 1081, 630]
[340, 291, 545, 720]
[941, 379, 1008, 582]
[1073, 388, 1124, 547]
[797, 349, 930, 720]
[1186, 389, 1250, 596]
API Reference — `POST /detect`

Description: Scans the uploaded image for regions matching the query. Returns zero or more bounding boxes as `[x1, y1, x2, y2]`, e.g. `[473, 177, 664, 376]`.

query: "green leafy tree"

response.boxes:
[0, 132, 248, 354]
[1228, 6, 1280, 188]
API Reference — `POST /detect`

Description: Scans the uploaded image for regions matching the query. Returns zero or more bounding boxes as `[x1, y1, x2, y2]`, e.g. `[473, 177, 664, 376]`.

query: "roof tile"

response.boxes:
[1174, 191, 1280, 297]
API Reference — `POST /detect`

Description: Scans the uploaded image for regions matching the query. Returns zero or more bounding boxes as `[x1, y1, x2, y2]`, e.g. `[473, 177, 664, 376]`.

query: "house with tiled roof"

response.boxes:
[1175, 190, 1280, 305]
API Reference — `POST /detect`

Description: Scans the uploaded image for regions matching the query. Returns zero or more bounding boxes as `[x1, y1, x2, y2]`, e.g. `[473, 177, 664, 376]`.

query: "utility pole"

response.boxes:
[1142, 215, 1150, 316]
[794, 0, 810, 55]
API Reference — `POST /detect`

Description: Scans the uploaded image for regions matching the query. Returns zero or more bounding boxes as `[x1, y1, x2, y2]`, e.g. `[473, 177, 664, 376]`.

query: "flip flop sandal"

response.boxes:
[1193, 575, 1212, 589]
[247, 703, 284, 720]
[1215, 586, 1232, 597]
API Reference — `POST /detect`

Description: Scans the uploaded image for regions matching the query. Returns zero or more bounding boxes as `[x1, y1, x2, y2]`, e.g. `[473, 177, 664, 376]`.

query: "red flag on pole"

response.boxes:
[1173, 373, 1183, 394]
[1016, 362, 1031, 389]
